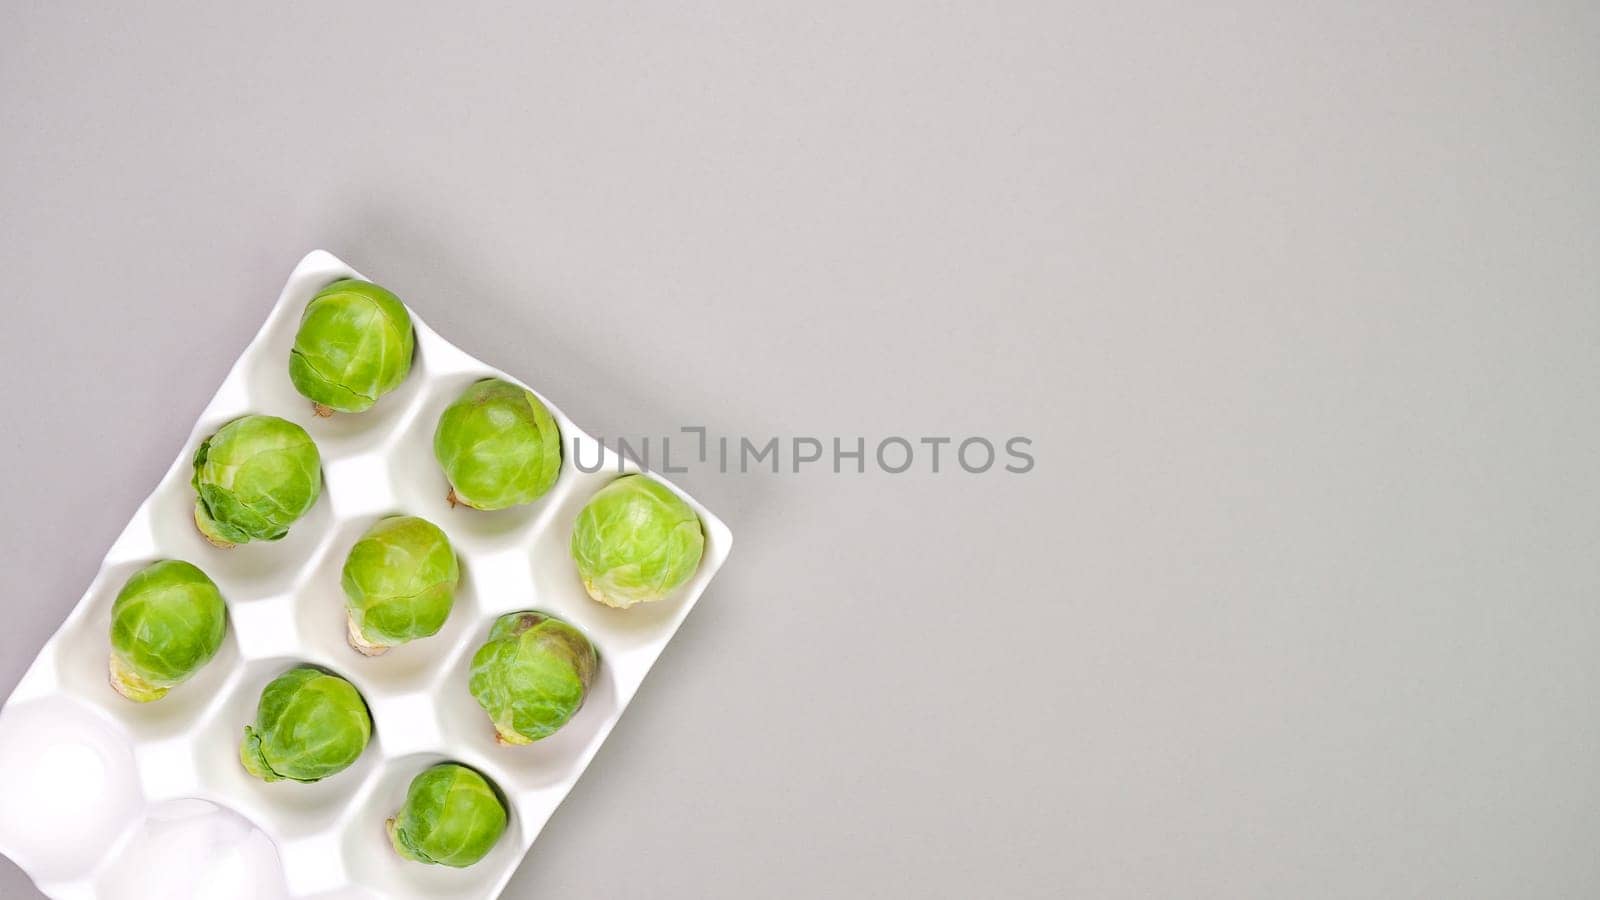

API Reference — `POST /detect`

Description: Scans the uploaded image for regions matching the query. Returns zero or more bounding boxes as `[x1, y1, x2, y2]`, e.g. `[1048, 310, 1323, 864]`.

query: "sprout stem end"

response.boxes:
[346, 612, 391, 657]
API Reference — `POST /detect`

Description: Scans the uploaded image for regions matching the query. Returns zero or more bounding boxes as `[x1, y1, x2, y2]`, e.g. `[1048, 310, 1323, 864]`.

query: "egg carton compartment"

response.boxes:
[338, 752, 528, 900]
[288, 515, 480, 696]
[142, 443, 337, 599]
[432, 618, 623, 794]
[50, 557, 242, 742]
[92, 798, 291, 900]
[235, 258, 436, 461]
[0, 250, 733, 900]
[527, 458, 729, 667]
[386, 370, 570, 553]
[186, 657, 385, 839]
[0, 698, 145, 888]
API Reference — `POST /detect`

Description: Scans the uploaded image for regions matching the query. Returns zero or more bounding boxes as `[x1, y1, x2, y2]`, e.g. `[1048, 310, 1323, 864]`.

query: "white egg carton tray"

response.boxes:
[0, 251, 732, 900]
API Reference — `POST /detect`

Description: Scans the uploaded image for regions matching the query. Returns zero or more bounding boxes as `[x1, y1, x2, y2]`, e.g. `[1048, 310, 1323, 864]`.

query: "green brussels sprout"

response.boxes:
[387, 763, 508, 868]
[240, 666, 371, 783]
[108, 560, 227, 702]
[468, 612, 598, 745]
[570, 475, 704, 609]
[289, 279, 416, 417]
[341, 515, 459, 656]
[432, 378, 561, 510]
[191, 415, 323, 548]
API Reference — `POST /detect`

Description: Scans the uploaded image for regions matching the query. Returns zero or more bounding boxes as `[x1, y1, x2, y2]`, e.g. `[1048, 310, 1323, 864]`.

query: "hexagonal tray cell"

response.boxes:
[387, 371, 572, 555]
[340, 753, 527, 900]
[289, 516, 479, 696]
[237, 258, 434, 462]
[0, 697, 144, 888]
[144, 430, 336, 600]
[191, 658, 384, 840]
[528, 450, 735, 685]
[0, 250, 734, 900]
[94, 798, 290, 900]
[51, 557, 240, 742]
[432, 612, 622, 793]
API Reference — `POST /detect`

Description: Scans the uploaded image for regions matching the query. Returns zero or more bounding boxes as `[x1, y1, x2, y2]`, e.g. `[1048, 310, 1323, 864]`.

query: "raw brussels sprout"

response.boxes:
[108, 560, 227, 702]
[240, 666, 371, 783]
[387, 763, 507, 868]
[570, 475, 704, 608]
[468, 611, 598, 745]
[289, 279, 416, 417]
[191, 415, 323, 548]
[342, 515, 459, 656]
[432, 378, 561, 510]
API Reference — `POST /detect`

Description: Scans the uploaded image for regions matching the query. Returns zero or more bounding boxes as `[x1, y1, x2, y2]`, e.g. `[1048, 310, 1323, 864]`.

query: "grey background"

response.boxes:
[2, 2, 1597, 897]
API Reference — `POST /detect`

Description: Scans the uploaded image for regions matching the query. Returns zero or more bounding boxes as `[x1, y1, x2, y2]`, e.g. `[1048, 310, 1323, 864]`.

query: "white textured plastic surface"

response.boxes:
[0, 251, 733, 900]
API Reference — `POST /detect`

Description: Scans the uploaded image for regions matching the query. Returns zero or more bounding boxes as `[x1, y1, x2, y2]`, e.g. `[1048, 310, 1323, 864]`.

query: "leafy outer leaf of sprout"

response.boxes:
[288, 279, 415, 414]
[191, 415, 322, 544]
[570, 475, 705, 608]
[341, 515, 459, 650]
[388, 763, 508, 868]
[432, 378, 562, 510]
[238, 666, 371, 783]
[468, 612, 598, 745]
[108, 560, 228, 702]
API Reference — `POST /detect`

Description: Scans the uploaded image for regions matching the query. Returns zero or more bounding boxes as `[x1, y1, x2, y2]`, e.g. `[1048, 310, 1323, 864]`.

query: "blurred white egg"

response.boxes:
[0, 699, 142, 882]
[100, 799, 289, 900]
[301, 889, 385, 900]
